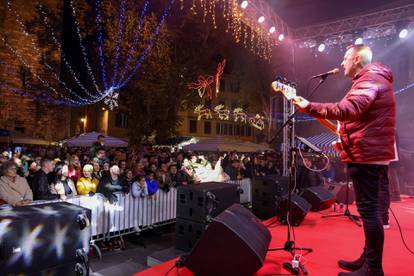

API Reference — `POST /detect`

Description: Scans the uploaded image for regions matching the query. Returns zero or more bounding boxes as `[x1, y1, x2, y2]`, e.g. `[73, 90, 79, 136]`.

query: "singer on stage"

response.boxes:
[293, 44, 396, 276]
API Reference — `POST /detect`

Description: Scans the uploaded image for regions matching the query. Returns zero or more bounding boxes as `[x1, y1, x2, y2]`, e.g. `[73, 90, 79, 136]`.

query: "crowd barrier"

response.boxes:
[27, 178, 252, 258]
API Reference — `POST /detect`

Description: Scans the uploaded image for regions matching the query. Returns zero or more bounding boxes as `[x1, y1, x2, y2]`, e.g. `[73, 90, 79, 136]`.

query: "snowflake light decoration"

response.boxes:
[103, 87, 119, 110]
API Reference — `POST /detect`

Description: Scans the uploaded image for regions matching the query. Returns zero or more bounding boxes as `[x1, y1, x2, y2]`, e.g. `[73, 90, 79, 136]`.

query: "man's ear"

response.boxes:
[354, 55, 362, 67]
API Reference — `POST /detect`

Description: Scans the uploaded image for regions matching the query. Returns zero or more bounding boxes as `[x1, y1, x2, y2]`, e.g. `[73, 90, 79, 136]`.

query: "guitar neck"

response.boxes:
[316, 118, 338, 135]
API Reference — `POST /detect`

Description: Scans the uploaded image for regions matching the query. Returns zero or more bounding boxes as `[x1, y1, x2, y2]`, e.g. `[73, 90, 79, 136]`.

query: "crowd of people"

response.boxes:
[0, 135, 294, 207]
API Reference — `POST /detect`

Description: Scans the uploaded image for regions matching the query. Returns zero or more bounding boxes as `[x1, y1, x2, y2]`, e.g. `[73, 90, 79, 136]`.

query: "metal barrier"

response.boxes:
[26, 179, 252, 257]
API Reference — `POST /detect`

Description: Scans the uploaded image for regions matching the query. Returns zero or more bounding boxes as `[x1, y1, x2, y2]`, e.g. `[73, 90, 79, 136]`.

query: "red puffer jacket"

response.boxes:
[306, 63, 396, 163]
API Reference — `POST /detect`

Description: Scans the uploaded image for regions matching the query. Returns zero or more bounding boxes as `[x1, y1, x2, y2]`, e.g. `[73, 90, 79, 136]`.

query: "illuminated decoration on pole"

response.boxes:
[249, 114, 265, 130]
[187, 75, 214, 99]
[194, 104, 213, 120]
[213, 104, 231, 120]
[215, 59, 226, 95]
[233, 107, 248, 123]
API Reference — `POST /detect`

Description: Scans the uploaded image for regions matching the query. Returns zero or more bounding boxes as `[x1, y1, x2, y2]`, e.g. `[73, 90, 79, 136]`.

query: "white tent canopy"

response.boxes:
[63, 131, 128, 147]
[182, 137, 271, 152]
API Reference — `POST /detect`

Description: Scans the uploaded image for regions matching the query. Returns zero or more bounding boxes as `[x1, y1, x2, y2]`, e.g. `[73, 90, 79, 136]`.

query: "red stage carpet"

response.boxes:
[135, 196, 414, 276]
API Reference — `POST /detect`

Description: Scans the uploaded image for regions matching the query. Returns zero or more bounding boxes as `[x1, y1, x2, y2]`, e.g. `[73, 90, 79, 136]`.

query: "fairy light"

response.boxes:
[118, 0, 150, 85]
[118, 0, 175, 88]
[110, 0, 127, 87]
[38, 3, 98, 99]
[94, 0, 109, 91]
[69, 0, 101, 93]
[6, 0, 97, 103]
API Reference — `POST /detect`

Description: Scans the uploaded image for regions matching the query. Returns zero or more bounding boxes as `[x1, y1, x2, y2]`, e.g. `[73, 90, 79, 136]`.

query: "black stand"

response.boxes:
[266, 78, 331, 275]
[321, 171, 361, 227]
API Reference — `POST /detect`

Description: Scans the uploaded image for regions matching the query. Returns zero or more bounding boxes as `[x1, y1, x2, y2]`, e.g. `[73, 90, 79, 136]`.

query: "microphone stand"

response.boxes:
[267, 77, 330, 275]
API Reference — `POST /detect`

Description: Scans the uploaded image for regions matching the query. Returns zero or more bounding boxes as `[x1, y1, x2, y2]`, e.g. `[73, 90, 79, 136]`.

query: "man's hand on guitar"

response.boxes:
[332, 140, 343, 153]
[292, 96, 310, 112]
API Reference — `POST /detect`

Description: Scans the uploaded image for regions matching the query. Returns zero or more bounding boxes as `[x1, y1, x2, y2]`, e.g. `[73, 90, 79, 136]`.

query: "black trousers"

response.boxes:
[347, 163, 388, 269]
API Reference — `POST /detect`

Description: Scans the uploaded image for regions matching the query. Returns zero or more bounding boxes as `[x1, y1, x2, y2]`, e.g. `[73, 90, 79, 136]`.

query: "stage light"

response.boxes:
[318, 43, 325, 52]
[354, 37, 363, 45]
[269, 26, 276, 33]
[258, 16, 265, 24]
[399, 28, 408, 39]
[278, 34, 284, 41]
[240, 1, 248, 9]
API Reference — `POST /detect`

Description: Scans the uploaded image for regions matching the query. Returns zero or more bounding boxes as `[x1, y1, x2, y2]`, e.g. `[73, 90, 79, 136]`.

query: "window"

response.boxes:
[231, 79, 240, 93]
[216, 122, 221, 134]
[219, 79, 226, 92]
[247, 126, 252, 137]
[235, 125, 240, 136]
[189, 120, 197, 133]
[228, 124, 233, 135]
[14, 127, 25, 133]
[115, 113, 128, 128]
[204, 121, 212, 134]
[241, 125, 246, 136]
[223, 124, 228, 135]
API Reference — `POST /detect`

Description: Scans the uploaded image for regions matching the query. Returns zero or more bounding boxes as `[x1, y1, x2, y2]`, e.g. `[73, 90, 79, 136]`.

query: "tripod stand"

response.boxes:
[322, 169, 361, 227]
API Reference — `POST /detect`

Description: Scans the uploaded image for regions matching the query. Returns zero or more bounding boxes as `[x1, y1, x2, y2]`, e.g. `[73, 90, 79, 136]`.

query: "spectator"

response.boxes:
[225, 159, 242, 181]
[51, 163, 77, 200]
[132, 175, 149, 198]
[92, 161, 102, 181]
[146, 171, 159, 196]
[124, 169, 135, 188]
[169, 164, 181, 187]
[134, 161, 146, 178]
[98, 165, 129, 201]
[93, 147, 109, 167]
[157, 163, 172, 192]
[0, 161, 33, 206]
[90, 134, 106, 157]
[76, 164, 99, 195]
[68, 154, 82, 183]
[32, 158, 59, 200]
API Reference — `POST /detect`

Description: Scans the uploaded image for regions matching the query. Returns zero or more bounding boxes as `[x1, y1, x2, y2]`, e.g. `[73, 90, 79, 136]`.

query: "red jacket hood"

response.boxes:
[354, 62, 393, 83]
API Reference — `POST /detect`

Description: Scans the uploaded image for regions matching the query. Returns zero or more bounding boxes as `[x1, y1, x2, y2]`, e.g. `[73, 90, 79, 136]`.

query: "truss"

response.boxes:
[240, 0, 292, 43]
[293, 3, 414, 42]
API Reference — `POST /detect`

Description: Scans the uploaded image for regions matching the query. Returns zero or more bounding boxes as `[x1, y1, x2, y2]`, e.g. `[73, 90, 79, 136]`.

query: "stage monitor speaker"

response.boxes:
[277, 193, 311, 226]
[251, 176, 288, 220]
[175, 218, 207, 252]
[0, 202, 91, 275]
[327, 182, 355, 204]
[302, 186, 335, 211]
[184, 204, 271, 276]
[177, 182, 240, 223]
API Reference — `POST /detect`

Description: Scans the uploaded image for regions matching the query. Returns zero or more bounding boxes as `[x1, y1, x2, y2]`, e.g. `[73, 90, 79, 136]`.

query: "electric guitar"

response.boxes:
[272, 80, 342, 151]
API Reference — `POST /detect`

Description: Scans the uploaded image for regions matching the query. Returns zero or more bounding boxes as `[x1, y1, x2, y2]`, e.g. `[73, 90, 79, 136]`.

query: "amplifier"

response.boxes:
[177, 182, 240, 223]
[0, 202, 91, 275]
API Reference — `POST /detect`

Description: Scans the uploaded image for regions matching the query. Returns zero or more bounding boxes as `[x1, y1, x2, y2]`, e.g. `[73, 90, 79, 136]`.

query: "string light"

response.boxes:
[118, 0, 150, 85]
[110, 0, 127, 87]
[37, 3, 98, 99]
[69, 0, 101, 93]
[118, 0, 175, 88]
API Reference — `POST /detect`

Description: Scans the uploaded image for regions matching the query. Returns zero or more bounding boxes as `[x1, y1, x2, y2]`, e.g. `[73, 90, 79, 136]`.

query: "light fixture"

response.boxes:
[80, 118, 85, 123]
[269, 26, 276, 33]
[240, 0, 248, 9]
[278, 34, 284, 41]
[318, 43, 325, 52]
[258, 16, 265, 24]
[399, 28, 408, 39]
[354, 37, 363, 45]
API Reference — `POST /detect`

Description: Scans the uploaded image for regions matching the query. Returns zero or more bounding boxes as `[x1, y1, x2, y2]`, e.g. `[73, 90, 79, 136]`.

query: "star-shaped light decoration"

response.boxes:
[30, 206, 61, 217]
[48, 223, 69, 259]
[0, 219, 12, 242]
[0, 206, 23, 218]
[103, 87, 119, 110]
[249, 114, 265, 130]
[8, 224, 44, 266]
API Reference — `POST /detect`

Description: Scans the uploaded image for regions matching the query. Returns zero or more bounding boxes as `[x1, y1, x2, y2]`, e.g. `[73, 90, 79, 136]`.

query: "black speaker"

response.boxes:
[252, 176, 288, 219]
[184, 204, 270, 276]
[327, 182, 355, 204]
[277, 193, 311, 226]
[0, 202, 91, 275]
[177, 182, 240, 223]
[175, 218, 207, 252]
[301, 186, 335, 211]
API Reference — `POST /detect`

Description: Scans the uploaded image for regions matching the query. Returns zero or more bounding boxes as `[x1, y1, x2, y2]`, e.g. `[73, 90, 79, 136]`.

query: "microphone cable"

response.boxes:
[390, 206, 414, 255]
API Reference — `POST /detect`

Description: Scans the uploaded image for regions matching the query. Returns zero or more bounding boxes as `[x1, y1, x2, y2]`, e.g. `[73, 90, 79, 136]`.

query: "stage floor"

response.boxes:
[134, 196, 414, 276]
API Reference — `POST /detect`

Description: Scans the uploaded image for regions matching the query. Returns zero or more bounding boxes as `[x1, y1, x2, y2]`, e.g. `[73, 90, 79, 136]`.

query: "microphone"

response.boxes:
[311, 68, 340, 79]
